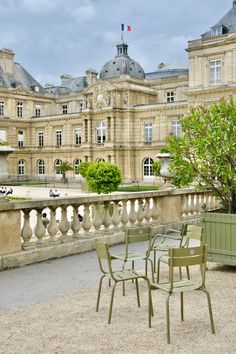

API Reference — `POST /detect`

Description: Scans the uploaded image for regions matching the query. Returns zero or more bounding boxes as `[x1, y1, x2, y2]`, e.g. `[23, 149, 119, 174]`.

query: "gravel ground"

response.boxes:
[0, 262, 235, 354]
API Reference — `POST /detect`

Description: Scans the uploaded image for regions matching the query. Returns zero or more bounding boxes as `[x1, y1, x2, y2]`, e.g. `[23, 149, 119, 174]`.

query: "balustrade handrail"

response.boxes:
[0, 187, 211, 211]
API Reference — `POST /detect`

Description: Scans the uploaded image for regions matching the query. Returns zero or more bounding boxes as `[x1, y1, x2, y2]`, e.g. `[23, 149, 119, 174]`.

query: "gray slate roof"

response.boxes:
[202, 2, 236, 38]
[146, 63, 188, 80]
[44, 76, 88, 95]
[0, 62, 45, 93]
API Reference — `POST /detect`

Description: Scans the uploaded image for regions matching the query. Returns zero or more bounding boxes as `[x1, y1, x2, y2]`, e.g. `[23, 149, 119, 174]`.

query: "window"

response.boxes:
[97, 121, 106, 144]
[17, 102, 23, 118]
[75, 128, 81, 145]
[171, 120, 182, 137]
[56, 130, 62, 146]
[18, 131, 24, 147]
[38, 160, 45, 175]
[143, 158, 154, 177]
[55, 159, 62, 175]
[74, 159, 82, 174]
[0, 130, 6, 142]
[0, 101, 4, 116]
[38, 131, 44, 147]
[35, 105, 41, 117]
[96, 158, 105, 162]
[166, 91, 175, 103]
[210, 59, 221, 86]
[62, 105, 68, 115]
[144, 122, 152, 142]
[18, 160, 25, 175]
[79, 101, 83, 112]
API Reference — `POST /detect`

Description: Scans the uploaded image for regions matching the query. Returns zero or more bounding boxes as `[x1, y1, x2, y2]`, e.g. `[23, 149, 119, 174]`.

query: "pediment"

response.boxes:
[10, 86, 29, 94]
[84, 80, 115, 95]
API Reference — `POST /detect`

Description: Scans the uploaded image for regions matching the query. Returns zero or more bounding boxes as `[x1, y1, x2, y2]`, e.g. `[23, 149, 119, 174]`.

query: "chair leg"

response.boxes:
[180, 292, 184, 321]
[96, 275, 106, 312]
[135, 278, 140, 307]
[166, 294, 172, 344]
[108, 282, 117, 324]
[153, 250, 157, 273]
[186, 266, 190, 280]
[148, 286, 153, 328]
[148, 258, 155, 282]
[132, 260, 135, 283]
[157, 257, 161, 283]
[202, 289, 215, 334]
[179, 266, 182, 280]
[122, 281, 125, 296]
[108, 278, 111, 287]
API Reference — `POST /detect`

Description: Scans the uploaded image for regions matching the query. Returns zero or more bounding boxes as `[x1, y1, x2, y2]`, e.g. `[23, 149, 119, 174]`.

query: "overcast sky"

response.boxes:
[0, 0, 231, 85]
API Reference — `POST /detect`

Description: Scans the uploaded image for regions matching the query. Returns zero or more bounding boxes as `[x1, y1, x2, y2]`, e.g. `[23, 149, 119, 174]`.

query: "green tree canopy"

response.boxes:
[77, 162, 92, 178]
[85, 162, 122, 194]
[167, 98, 236, 213]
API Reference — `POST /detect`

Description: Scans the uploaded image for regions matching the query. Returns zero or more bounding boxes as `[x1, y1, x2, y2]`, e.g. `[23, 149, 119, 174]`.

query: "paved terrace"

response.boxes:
[0, 243, 235, 354]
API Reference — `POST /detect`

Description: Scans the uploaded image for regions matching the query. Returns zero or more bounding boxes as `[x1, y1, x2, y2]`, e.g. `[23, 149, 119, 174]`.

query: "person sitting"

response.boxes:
[5, 188, 13, 196]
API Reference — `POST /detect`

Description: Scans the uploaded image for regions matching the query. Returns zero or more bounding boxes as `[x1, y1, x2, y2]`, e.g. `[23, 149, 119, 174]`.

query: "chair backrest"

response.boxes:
[125, 227, 151, 244]
[184, 225, 203, 247]
[168, 244, 207, 290]
[95, 241, 113, 275]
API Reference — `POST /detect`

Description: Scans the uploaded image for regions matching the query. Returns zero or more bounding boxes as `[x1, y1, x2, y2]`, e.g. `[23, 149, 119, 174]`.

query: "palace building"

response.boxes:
[1, 1, 236, 183]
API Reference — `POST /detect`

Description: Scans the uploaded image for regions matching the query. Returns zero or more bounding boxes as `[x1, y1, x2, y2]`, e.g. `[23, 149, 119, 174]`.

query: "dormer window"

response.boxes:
[211, 25, 228, 37]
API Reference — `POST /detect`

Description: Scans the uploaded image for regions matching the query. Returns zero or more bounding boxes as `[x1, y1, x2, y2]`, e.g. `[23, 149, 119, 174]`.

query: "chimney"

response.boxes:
[85, 69, 98, 85]
[0, 48, 15, 74]
[60, 74, 72, 86]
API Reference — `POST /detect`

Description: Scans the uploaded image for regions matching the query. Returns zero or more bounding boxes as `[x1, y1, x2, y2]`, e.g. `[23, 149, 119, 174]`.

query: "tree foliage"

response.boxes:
[56, 160, 73, 179]
[77, 162, 92, 178]
[85, 162, 122, 194]
[167, 98, 236, 213]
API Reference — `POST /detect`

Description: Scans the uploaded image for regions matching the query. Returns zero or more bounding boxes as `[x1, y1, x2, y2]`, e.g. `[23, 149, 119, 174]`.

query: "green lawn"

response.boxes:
[118, 185, 159, 192]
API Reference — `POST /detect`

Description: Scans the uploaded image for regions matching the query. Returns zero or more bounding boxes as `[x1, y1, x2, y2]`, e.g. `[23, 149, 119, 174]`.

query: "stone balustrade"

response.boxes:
[0, 188, 219, 269]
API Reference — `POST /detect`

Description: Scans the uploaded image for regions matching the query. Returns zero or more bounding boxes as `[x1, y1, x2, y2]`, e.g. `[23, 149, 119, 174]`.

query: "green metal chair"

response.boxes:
[156, 224, 203, 282]
[111, 226, 154, 282]
[148, 244, 215, 344]
[95, 241, 151, 324]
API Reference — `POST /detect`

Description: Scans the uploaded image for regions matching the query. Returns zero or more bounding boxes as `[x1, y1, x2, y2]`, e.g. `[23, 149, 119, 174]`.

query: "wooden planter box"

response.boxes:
[202, 212, 236, 265]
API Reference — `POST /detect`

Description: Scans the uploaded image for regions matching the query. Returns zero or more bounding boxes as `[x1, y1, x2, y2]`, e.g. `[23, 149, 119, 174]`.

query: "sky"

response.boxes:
[0, 0, 232, 86]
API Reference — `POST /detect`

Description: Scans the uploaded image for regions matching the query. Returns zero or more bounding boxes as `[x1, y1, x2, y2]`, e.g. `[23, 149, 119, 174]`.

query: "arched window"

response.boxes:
[38, 160, 45, 175]
[74, 159, 82, 174]
[143, 158, 154, 177]
[96, 121, 106, 144]
[18, 160, 25, 175]
[55, 159, 62, 175]
[96, 158, 105, 162]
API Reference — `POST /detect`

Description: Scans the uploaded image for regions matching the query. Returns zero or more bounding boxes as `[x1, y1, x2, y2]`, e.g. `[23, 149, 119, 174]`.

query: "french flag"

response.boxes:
[121, 24, 131, 32]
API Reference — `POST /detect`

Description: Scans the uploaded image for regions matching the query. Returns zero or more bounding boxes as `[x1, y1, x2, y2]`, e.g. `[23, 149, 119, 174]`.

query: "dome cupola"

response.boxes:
[100, 41, 145, 80]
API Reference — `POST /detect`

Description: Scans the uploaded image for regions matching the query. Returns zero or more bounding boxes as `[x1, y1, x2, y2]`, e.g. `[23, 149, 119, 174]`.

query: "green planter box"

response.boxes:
[202, 212, 236, 265]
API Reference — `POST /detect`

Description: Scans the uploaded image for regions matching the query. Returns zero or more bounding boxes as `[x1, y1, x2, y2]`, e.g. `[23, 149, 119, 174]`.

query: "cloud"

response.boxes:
[66, 0, 96, 22]
[20, 0, 57, 13]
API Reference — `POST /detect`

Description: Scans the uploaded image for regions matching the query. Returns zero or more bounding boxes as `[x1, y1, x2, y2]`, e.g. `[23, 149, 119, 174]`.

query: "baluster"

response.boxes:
[34, 209, 46, 247]
[21, 209, 34, 250]
[121, 200, 129, 228]
[71, 205, 81, 239]
[189, 194, 195, 217]
[145, 198, 152, 223]
[181, 194, 187, 219]
[103, 202, 112, 232]
[112, 201, 121, 229]
[92, 203, 103, 231]
[47, 207, 59, 244]
[129, 199, 137, 225]
[137, 199, 144, 225]
[59, 205, 71, 242]
[151, 197, 159, 224]
[82, 204, 92, 235]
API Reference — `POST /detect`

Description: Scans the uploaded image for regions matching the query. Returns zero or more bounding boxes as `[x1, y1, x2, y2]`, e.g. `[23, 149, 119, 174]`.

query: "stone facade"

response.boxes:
[0, 2, 236, 183]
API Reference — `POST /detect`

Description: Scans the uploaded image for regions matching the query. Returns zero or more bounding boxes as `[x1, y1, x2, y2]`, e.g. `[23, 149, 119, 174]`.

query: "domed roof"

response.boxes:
[100, 41, 145, 80]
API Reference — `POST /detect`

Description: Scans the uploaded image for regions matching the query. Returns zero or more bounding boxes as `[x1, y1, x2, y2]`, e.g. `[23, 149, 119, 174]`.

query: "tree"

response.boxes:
[167, 98, 236, 213]
[85, 162, 122, 194]
[56, 161, 73, 181]
[77, 162, 92, 178]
